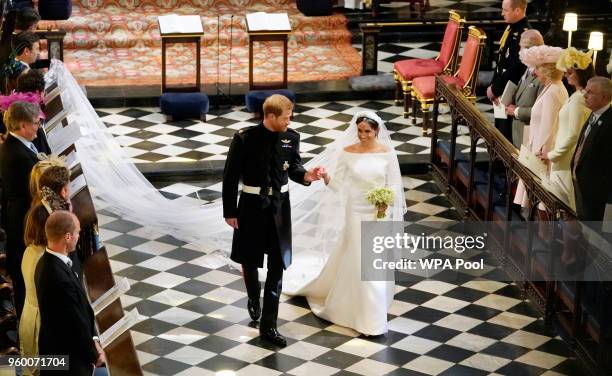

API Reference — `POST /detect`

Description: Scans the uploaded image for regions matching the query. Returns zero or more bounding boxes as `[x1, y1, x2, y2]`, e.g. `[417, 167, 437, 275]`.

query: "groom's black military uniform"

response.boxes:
[223, 123, 310, 344]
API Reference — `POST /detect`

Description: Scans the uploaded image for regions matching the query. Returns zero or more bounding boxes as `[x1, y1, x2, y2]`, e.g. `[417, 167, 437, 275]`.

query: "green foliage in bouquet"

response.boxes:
[366, 187, 394, 219]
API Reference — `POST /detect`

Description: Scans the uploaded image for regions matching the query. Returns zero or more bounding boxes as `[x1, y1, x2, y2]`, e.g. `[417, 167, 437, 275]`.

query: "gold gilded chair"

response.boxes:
[393, 10, 465, 120]
[411, 26, 486, 136]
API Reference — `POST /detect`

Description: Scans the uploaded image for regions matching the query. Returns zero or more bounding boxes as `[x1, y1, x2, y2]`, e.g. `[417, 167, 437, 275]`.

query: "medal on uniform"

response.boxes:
[281, 139, 292, 148]
[283, 161, 289, 171]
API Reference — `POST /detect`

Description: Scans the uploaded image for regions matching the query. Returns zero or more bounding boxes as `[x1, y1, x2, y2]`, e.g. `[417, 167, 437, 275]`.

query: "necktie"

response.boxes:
[583, 113, 597, 139]
[499, 25, 511, 50]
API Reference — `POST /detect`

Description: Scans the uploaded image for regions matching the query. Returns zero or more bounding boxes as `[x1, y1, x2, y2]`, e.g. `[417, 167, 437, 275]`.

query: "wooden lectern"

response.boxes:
[246, 12, 291, 90]
[158, 15, 205, 93]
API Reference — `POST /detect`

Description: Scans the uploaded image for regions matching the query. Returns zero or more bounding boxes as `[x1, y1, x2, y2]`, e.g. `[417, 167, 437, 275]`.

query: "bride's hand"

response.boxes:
[322, 171, 331, 185]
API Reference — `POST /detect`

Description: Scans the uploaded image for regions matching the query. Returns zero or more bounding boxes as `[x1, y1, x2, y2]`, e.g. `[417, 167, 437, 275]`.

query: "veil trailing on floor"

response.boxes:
[48, 60, 405, 271]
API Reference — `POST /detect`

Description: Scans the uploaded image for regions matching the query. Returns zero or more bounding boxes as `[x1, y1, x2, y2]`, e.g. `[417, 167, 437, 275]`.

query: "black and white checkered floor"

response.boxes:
[97, 98, 492, 164]
[96, 173, 588, 376]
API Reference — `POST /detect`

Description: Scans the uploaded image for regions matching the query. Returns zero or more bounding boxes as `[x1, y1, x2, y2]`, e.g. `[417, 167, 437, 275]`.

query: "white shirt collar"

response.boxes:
[46, 247, 73, 268]
[592, 103, 610, 120]
[10, 132, 36, 151]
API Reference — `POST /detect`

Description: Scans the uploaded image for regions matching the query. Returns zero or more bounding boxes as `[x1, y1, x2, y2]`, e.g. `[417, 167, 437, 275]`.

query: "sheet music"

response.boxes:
[46, 121, 82, 154]
[158, 14, 203, 34]
[246, 12, 291, 31]
[518, 145, 547, 180]
[493, 101, 506, 119]
[64, 150, 80, 170]
[500, 80, 517, 106]
[69, 174, 87, 198]
[99, 309, 144, 348]
[91, 277, 130, 316]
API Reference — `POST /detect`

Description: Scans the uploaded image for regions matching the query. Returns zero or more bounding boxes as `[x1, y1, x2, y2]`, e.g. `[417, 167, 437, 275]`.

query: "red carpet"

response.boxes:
[40, 1, 362, 87]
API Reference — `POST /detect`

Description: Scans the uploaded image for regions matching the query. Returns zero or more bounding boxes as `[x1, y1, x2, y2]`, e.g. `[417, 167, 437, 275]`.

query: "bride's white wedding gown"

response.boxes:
[285, 150, 397, 335]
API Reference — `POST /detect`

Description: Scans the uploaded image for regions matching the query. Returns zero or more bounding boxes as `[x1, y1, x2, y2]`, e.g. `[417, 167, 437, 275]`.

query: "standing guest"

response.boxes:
[19, 203, 48, 374]
[571, 77, 612, 222]
[36, 211, 105, 376]
[3, 31, 40, 92]
[487, 0, 530, 143]
[28, 157, 65, 206]
[513, 45, 568, 211]
[223, 94, 323, 347]
[0, 101, 45, 318]
[537, 47, 594, 210]
[504, 29, 545, 148]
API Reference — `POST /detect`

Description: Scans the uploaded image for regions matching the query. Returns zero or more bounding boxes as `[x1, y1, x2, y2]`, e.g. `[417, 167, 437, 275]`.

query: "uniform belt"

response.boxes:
[242, 184, 289, 195]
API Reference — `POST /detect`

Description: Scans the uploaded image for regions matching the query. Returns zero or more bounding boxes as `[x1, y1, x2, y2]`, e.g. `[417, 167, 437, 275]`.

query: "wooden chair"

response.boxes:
[411, 26, 486, 136]
[393, 10, 464, 120]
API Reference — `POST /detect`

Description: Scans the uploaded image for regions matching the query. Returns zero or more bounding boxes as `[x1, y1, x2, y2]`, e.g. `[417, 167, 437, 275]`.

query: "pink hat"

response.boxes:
[519, 45, 564, 69]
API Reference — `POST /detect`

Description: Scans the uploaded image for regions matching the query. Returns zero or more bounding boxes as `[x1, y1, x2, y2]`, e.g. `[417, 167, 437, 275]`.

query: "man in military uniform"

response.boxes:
[223, 94, 323, 347]
[487, 0, 530, 143]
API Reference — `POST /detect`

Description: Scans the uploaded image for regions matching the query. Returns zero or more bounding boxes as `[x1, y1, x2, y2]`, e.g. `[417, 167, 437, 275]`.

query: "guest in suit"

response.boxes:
[571, 76, 612, 222]
[36, 211, 105, 376]
[487, 0, 530, 143]
[537, 48, 594, 210]
[513, 45, 568, 211]
[4, 32, 40, 92]
[0, 100, 45, 318]
[504, 30, 545, 148]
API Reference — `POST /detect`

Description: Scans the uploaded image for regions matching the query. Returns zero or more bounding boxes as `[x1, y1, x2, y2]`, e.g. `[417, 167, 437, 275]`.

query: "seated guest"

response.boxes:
[36, 211, 105, 376]
[571, 76, 612, 222]
[513, 45, 568, 212]
[538, 48, 594, 210]
[504, 29, 545, 148]
[0, 101, 46, 318]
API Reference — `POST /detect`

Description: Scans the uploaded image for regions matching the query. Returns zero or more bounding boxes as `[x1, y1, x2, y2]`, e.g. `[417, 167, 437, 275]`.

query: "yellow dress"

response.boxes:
[19, 244, 45, 374]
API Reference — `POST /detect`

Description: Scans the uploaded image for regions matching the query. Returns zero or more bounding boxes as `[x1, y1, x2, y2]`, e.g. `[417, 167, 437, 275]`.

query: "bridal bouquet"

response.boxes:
[366, 187, 395, 219]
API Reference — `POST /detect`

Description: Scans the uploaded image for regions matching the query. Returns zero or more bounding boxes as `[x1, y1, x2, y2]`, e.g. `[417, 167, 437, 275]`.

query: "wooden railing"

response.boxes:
[430, 76, 612, 374]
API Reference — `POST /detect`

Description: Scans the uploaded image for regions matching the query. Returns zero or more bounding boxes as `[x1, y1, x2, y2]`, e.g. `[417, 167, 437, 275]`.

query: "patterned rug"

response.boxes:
[40, 0, 361, 87]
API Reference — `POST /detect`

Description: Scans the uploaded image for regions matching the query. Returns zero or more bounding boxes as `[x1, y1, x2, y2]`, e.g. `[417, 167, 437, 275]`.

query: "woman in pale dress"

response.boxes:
[283, 111, 406, 335]
[514, 45, 568, 211]
[537, 48, 593, 210]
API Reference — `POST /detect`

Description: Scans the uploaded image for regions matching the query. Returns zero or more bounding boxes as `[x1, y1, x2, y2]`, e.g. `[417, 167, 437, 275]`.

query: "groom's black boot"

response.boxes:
[259, 252, 286, 347]
[242, 265, 261, 321]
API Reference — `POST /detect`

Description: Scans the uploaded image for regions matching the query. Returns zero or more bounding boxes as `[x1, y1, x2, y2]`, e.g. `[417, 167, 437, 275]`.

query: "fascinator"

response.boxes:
[555, 47, 593, 72]
[0, 91, 45, 119]
[519, 45, 564, 69]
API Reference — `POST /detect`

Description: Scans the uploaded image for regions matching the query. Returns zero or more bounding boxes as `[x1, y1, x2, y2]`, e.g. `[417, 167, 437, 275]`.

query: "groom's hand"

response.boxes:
[225, 218, 239, 229]
[304, 167, 324, 182]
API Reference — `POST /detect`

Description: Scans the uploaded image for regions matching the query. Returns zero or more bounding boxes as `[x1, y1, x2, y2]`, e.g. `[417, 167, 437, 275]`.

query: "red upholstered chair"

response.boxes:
[411, 26, 486, 135]
[393, 10, 464, 120]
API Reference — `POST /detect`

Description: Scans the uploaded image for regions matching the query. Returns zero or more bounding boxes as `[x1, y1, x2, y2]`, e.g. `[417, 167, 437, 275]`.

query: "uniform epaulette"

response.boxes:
[237, 126, 256, 136]
[286, 128, 299, 135]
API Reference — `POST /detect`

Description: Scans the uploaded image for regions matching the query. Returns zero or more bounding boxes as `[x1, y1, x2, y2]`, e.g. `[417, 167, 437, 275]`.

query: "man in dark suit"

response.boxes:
[487, 0, 530, 143]
[571, 77, 612, 222]
[36, 211, 104, 375]
[0, 100, 46, 317]
[223, 94, 323, 346]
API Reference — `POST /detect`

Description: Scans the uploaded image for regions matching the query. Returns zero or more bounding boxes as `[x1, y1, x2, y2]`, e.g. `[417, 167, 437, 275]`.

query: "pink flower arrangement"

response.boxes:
[519, 45, 564, 69]
[0, 91, 45, 119]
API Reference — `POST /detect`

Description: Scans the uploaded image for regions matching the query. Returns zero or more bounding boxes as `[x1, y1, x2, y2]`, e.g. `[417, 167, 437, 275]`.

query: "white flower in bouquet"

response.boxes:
[366, 187, 394, 219]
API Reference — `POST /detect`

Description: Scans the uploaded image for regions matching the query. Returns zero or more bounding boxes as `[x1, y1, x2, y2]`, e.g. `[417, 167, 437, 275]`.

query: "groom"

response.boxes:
[223, 94, 323, 346]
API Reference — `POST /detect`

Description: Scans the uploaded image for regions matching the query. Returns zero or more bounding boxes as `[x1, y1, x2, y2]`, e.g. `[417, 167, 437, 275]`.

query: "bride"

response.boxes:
[284, 111, 406, 335]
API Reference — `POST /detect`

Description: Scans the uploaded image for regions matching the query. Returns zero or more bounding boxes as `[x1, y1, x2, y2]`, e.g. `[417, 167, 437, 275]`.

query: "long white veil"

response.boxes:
[47, 61, 405, 274]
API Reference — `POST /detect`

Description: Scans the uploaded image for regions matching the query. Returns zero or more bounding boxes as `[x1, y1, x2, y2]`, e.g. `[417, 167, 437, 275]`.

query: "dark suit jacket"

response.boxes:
[571, 107, 612, 221]
[490, 17, 530, 97]
[223, 124, 309, 269]
[0, 133, 40, 279]
[36, 251, 98, 376]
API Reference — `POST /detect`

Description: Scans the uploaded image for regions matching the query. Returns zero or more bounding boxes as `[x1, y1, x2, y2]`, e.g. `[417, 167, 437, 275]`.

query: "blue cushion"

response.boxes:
[39, 0, 72, 20]
[160, 92, 209, 120]
[245, 89, 296, 114]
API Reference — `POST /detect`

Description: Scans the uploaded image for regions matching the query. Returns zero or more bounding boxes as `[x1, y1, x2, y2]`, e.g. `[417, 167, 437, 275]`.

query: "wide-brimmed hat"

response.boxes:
[519, 45, 564, 68]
